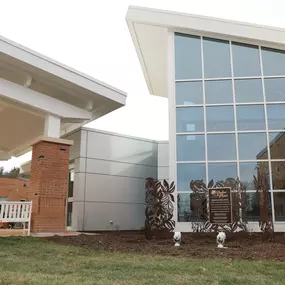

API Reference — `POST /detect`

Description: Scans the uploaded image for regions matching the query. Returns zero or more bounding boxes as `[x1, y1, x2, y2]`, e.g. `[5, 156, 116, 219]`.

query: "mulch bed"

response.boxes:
[47, 231, 285, 261]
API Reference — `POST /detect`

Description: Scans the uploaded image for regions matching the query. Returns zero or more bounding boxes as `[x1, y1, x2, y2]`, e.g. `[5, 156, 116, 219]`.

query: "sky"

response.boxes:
[1, 0, 285, 170]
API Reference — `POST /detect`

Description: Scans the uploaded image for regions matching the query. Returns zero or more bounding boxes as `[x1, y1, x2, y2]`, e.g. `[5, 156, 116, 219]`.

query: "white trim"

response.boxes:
[167, 31, 178, 227]
[0, 35, 127, 104]
[0, 79, 92, 120]
[201, 37, 208, 184]
[259, 46, 276, 224]
[44, 114, 61, 138]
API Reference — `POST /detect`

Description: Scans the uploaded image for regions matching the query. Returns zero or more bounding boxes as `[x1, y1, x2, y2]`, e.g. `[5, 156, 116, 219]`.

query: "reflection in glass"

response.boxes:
[238, 133, 268, 160]
[239, 162, 269, 190]
[267, 104, 285, 130]
[234, 79, 263, 103]
[175, 34, 202, 79]
[177, 163, 206, 192]
[244, 193, 260, 222]
[176, 81, 203, 105]
[273, 192, 285, 221]
[176, 135, 205, 161]
[262, 47, 285, 76]
[208, 163, 237, 184]
[207, 134, 236, 160]
[232, 43, 261, 77]
[236, 105, 266, 130]
[67, 202, 73, 227]
[271, 161, 285, 190]
[176, 107, 204, 133]
[205, 80, 233, 104]
[68, 170, 74, 198]
[203, 38, 231, 78]
[177, 193, 207, 222]
[264, 78, 285, 102]
[206, 106, 235, 131]
[268, 132, 285, 159]
[177, 193, 190, 222]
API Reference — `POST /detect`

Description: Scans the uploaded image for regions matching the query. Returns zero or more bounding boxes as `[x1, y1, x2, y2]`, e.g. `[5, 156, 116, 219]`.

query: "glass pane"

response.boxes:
[67, 202, 73, 227]
[238, 133, 268, 160]
[206, 106, 235, 131]
[176, 135, 205, 161]
[207, 134, 236, 160]
[264, 78, 285, 102]
[244, 193, 261, 222]
[239, 162, 269, 190]
[175, 34, 202, 79]
[177, 163, 206, 192]
[208, 163, 237, 184]
[68, 170, 74, 198]
[236, 105, 265, 130]
[203, 38, 231, 78]
[176, 107, 204, 133]
[205, 80, 233, 104]
[271, 161, 285, 190]
[267, 104, 285, 130]
[262, 47, 285, 76]
[175, 81, 203, 105]
[269, 132, 285, 159]
[177, 193, 207, 222]
[177, 193, 190, 222]
[234, 79, 263, 103]
[232, 43, 261, 77]
[273, 192, 285, 221]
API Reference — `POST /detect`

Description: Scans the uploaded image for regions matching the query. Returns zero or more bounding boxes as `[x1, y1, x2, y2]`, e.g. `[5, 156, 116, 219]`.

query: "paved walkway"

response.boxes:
[0, 229, 98, 237]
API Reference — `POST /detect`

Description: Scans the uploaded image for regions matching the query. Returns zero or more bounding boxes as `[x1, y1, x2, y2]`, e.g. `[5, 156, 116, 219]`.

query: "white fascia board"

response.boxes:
[127, 6, 285, 46]
[0, 78, 92, 120]
[0, 36, 127, 105]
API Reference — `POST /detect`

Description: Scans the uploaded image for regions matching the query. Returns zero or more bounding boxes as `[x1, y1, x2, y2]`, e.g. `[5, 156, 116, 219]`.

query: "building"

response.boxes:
[15, 127, 168, 231]
[126, 6, 285, 231]
[0, 35, 127, 233]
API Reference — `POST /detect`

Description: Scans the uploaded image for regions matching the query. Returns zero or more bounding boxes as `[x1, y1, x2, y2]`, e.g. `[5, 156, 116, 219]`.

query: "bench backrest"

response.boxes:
[0, 202, 32, 223]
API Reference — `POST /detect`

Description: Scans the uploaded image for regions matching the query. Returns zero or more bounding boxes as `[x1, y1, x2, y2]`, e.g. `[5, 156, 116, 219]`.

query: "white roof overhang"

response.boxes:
[126, 6, 285, 97]
[0, 35, 127, 160]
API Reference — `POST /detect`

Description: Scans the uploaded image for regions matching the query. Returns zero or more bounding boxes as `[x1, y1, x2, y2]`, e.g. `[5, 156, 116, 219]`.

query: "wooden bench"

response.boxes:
[0, 202, 32, 235]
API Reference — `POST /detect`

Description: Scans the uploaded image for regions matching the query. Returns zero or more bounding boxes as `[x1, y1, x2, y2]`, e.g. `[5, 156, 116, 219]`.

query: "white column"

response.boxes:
[44, 114, 61, 138]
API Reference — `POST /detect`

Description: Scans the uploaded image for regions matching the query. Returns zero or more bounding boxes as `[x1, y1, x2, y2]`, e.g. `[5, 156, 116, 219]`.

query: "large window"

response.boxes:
[175, 33, 285, 223]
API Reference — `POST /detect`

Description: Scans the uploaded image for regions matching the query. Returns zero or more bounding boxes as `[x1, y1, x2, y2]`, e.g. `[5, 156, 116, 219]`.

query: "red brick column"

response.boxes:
[27, 138, 72, 233]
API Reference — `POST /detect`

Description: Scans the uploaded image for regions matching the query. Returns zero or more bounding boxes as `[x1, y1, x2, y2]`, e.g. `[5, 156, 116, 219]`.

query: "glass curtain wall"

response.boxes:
[175, 33, 285, 223]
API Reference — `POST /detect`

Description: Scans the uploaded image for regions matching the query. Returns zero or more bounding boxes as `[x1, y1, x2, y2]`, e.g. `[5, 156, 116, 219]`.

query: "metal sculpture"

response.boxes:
[253, 173, 274, 237]
[189, 178, 248, 233]
[145, 178, 175, 239]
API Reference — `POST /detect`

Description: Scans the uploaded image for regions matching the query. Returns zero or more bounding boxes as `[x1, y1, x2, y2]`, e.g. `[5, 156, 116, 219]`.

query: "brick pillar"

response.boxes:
[27, 138, 72, 233]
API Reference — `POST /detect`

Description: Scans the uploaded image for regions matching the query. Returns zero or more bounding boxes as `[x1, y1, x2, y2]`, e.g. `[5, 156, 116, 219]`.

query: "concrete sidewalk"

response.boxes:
[0, 229, 98, 237]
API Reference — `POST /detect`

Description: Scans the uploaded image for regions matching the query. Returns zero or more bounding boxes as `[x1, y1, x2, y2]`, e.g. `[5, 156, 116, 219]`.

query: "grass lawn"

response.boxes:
[0, 237, 285, 285]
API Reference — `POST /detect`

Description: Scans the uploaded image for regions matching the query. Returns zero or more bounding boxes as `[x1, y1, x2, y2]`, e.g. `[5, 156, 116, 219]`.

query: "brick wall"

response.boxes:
[0, 177, 29, 201]
[28, 140, 70, 232]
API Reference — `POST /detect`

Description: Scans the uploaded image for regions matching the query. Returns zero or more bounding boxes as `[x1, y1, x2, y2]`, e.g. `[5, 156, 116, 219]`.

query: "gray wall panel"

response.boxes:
[71, 128, 167, 231]
[85, 173, 145, 204]
[86, 131, 158, 166]
[73, 172, 86, 202]
[83, 202, 145, 231]
[85, 158, 157, 179]
[64, 130, 81, 161]
[158, 141, 169, 180]
[72, 201, 84, 231]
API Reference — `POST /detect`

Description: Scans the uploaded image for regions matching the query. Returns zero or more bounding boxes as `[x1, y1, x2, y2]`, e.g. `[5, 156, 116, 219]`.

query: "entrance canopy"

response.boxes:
[126, 6, 285, 97]
[0, 36, 127, 160]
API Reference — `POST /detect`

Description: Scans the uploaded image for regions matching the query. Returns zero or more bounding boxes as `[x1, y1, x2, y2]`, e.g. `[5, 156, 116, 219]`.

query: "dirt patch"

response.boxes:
[47, 231, 285, 261]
